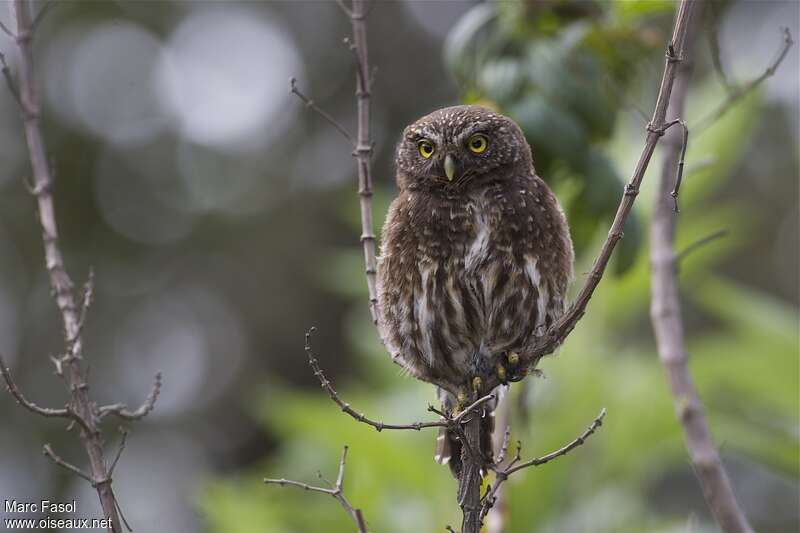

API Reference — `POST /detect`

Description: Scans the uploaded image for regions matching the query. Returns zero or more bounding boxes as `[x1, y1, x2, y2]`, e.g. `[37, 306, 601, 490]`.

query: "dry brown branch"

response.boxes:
[0, 3, 161, 531]
[265, 446, 368, 533]
[480, 409, 606, 523]
[695, 27, 793, 133]
[650, 6, 755, 532]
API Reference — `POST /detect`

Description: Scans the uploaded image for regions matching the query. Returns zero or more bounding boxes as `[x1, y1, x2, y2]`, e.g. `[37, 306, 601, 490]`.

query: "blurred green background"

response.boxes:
[0, 1, 797, 532]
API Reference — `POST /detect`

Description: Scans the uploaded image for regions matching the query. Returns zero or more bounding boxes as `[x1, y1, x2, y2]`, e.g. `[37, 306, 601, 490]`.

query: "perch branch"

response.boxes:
[480, 409, 606, 523]
[265, 446, 368, 533]
[695, 27, 793, 133]
[649, 6, 755, 531]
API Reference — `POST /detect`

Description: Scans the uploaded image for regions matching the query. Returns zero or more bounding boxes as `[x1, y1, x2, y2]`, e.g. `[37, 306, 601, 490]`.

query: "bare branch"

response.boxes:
[305, 328, 491, 432]
[0, 51, 22, 108]
[480, 409, 606, 522]
[650, 11, 754, 531]
[31, 0, 54, 34]
[3, 3, 161, 530]
[695, 27, 794, 133]
[503, 408, 605, 476]
[676, 229, 729, 263]
[0, 18, 13, 37]
[706, 6, 733, 94]
[98, 372, 162, 421]
[43, 443, 93, 483]
[265, 446, 368, 533]
[0, 352, 69, 418]
[107, 428, 129, 476]
[289, 77, 355, 146]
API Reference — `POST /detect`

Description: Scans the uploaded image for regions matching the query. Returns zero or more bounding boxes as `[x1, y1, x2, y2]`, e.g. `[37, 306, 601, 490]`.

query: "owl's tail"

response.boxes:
[434, 389, 498, 479]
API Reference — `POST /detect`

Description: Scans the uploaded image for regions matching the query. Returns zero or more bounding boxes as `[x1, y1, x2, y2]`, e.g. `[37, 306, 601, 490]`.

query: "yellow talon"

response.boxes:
[508, 352, 520, 366]
[472, 376, 482, 393]
[496, 363, 507, 381]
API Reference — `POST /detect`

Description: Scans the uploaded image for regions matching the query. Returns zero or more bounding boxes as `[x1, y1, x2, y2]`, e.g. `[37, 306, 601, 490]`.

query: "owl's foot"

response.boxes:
[495, 362, 508, 385]
[504, 351, 527, 382]
[471, 376, 482, 394]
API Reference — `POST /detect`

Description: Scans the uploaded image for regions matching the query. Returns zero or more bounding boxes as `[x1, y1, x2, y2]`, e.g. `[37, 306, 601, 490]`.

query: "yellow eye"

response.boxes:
[418, 140, 435, 158]
[468, 134, 488, 154]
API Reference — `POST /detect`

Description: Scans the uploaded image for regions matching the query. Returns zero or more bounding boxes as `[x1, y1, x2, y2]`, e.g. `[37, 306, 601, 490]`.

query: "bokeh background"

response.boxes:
[0, 1, 797, 532]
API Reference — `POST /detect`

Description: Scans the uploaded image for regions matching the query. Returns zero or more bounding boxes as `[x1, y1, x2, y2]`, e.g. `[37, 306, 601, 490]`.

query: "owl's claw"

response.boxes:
[471, 376, 482, 394]
[496, 362, 508, 384]
[507, 351, 520, 367]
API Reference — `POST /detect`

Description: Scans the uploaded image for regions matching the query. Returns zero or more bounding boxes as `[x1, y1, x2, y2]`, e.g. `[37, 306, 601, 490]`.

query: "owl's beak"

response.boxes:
[444, 154, 457, 181]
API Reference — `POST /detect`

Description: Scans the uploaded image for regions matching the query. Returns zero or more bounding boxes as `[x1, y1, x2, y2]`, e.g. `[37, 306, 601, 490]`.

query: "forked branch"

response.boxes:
[265, 446, 368, 533]
[0, 3, 161, 531]
[480, 409, 606, 523]
[305, 328, 494, 433]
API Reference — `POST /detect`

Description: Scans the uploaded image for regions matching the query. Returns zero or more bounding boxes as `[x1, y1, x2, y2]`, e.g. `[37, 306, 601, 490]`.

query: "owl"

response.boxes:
[377, 105, 574, 475]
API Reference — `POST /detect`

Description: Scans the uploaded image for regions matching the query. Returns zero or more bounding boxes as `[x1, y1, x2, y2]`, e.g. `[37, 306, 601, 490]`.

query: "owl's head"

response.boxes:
[395, 105, 531, 190]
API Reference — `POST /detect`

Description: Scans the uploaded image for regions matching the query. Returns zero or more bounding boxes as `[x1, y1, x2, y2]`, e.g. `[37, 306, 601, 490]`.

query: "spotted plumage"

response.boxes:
[377, 105, 574, 474]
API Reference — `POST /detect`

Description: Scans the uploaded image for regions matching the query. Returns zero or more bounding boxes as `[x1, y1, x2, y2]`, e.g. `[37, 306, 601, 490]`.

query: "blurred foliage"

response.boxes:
[198, 2, 799, 532]
[443, 0, 676, 274]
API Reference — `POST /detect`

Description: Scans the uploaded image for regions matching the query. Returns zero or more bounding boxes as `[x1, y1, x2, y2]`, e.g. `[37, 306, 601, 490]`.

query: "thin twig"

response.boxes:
[305, 328, 492, 432]
[706, 5, 733, 94]
[695, 27, 794, 133]
[290, 77, 355, 146]
[0, 352, 69, 418]
[677, 229, 729, 263]
[43, 444, 93, 483]
[107, 429, 129, 476]
[502, 408, 605, 476]
[97, 372, 162, 421]
[650, 6, 755, 530]
[480, 409, 606, 522]
[265, 446, 368, 533]
[0, 51, 22, 108]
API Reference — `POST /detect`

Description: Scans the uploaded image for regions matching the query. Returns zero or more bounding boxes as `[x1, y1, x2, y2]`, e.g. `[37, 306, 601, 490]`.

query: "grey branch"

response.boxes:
[480, 409, 606, 523]
[98, 372, 162, 421]
[265, 446, 368, 533]
[0, 352, 69, 418]
[43, 444, 93, 483]
[695, 27, 793, 133]
[289, 77, 355, 146]
[305, 328, 493, 432]
[0, 3, 159, 531]
[649, 4, 755, 530]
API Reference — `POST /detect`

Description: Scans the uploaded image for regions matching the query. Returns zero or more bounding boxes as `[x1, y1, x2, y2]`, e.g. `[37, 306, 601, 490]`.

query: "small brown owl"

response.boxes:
[377, 105, 574, 475]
